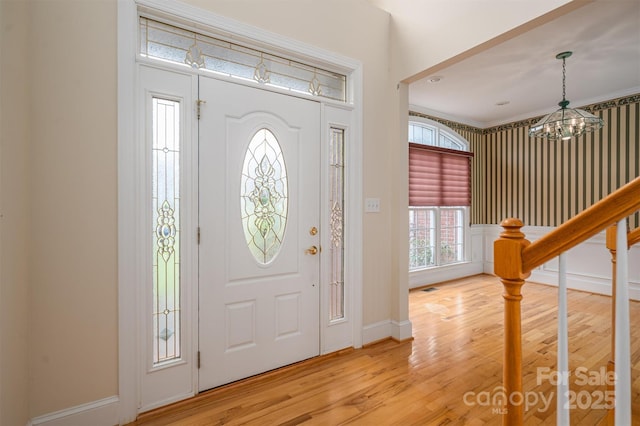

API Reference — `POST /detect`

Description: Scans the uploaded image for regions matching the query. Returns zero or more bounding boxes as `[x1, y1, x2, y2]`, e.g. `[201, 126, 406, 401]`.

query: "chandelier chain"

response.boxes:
[562, 57, 567, 103]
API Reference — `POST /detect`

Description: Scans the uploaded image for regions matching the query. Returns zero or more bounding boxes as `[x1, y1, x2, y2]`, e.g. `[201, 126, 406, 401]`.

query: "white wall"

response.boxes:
[28, 0, 119, 418]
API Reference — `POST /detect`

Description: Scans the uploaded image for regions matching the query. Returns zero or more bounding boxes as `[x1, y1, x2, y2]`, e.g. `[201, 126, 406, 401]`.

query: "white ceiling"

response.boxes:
[375, 1, 640, 128]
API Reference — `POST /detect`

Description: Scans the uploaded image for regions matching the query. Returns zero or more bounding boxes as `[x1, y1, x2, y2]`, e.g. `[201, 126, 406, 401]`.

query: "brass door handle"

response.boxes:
[305, 245, 318, 255]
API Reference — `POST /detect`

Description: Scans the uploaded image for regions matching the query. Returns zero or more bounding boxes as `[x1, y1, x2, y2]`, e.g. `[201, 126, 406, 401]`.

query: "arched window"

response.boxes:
[409, 121, 468, 151]
[408, 119, 472, 271]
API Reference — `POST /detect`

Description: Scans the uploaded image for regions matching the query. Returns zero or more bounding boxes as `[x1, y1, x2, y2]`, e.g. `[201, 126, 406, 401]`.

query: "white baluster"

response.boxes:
[557, 252, 570, 425]
[615, 219, 631, 424]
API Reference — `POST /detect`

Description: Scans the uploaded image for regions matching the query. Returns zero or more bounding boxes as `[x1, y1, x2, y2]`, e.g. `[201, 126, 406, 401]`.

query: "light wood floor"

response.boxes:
[129, 274, 640, 425]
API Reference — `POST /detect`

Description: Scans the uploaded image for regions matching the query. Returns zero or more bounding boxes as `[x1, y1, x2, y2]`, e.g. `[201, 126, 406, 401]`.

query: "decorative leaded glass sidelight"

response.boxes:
[241, 129, 289, 264]
[329, 128, 345, 320]
[152, 97, 181, 365]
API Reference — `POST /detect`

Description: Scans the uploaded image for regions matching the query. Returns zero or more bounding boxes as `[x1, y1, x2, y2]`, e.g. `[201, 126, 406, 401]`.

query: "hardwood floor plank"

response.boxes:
[129, 274, 640, 425]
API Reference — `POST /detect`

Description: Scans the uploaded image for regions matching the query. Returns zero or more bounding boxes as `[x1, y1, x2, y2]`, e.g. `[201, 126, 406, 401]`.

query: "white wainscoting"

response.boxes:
[483, 225, 640, 301]
[408, 224, 640, 300]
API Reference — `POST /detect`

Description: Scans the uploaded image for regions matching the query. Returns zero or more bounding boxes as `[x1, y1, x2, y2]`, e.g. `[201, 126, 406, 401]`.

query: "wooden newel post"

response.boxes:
[494, 218, 530, 425]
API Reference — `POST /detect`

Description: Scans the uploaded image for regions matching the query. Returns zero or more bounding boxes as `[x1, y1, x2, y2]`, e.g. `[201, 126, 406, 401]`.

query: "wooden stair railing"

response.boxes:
[494, 176, 640, 425]
[604, 223, 639, 425]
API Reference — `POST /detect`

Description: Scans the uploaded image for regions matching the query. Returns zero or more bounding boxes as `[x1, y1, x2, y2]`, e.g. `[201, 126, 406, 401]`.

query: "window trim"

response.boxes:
[408, 117, 471, 272]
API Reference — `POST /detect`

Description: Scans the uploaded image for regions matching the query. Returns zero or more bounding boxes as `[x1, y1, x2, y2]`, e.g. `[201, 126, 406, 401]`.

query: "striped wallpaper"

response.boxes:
[410, 93, 640, 228]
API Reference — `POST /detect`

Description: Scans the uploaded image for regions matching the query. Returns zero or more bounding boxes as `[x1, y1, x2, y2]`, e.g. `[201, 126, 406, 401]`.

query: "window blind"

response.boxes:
[409, 143, 473, 207]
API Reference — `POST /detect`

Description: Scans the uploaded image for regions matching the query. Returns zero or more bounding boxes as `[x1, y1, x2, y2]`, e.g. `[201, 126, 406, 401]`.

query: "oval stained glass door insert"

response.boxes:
[241, 128, 288, 264]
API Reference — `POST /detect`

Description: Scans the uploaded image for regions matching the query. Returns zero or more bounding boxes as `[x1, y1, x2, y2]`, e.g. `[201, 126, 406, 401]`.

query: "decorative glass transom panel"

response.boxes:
[139, 17, 347, 102]
[152, 97, 181, 365]
[241, 129, 288, 264]
[329, 128, 345, 321]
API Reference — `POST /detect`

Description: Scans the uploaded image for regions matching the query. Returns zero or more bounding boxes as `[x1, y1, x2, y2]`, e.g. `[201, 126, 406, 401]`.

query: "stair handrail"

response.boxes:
[494, 175, 640, 425]
[521, 176, 640, 274]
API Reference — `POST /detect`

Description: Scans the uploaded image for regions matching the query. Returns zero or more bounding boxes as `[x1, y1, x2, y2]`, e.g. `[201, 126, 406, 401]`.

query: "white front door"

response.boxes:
[198, 76, 321, 391]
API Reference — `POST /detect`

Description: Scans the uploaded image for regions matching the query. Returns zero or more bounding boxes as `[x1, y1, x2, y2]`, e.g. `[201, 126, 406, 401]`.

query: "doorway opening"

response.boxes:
[118, 1, 363, 418]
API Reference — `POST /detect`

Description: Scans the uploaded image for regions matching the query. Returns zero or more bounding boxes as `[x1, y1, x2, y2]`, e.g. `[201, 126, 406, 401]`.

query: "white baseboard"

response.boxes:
[362, 320, 392, 345]
[30, 396, 119, 426]
[391, 319, 413, 341]
[362, 319, 414, 345]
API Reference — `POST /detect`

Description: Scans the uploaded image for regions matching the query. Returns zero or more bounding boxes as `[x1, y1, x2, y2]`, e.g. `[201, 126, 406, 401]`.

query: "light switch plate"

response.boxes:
[365, 198, 380, 213]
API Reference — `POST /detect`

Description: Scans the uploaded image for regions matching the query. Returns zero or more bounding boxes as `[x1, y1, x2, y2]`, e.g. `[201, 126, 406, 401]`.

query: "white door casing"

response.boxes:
[119, 1, 363, 420]
[198, 77, 321, 390]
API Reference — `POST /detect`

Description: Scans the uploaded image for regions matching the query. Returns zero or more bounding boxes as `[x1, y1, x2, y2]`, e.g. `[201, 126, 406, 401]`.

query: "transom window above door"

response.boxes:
[139, 17, 347, 102]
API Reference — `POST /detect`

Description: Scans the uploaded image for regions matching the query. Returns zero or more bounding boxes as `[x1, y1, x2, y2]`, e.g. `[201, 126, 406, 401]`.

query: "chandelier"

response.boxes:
[529, 51, 604, 140]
